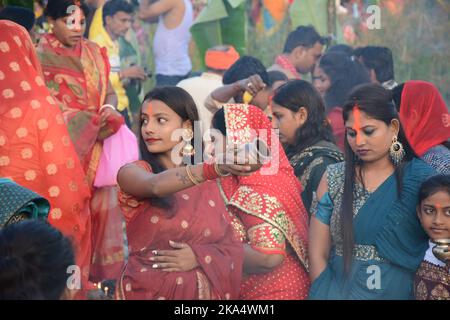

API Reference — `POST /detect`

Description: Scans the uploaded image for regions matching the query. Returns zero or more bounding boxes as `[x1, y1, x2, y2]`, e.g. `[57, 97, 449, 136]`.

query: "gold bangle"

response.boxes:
[214, 163, 230, 177]
[185, 165, 201, 185]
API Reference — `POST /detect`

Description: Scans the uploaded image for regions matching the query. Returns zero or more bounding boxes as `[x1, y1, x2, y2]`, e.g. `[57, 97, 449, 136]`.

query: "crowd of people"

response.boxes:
[0, 0, 449, 301]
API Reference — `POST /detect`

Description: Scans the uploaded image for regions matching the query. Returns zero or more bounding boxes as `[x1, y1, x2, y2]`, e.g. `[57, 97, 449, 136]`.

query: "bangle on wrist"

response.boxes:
[185, 165, 201, 185]
[214, 163, 230, 177]
[99, 104, 116, 113]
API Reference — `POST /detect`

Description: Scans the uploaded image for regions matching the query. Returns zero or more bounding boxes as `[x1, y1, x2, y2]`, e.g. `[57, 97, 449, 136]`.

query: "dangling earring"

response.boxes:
[389, 136, 405, 166]
[181, 128, 195, 157]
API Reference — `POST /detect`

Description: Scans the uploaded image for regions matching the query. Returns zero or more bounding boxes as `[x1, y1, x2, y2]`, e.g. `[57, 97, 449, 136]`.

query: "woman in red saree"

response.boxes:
[211, 104, 310, 299]
[36, 0, 127, 282]
[116, 87, 252, 300]
[0, 20, 91, 294]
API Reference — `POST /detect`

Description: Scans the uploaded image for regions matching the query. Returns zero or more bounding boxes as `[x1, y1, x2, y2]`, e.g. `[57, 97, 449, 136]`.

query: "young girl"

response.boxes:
[415, 174, 450, 300]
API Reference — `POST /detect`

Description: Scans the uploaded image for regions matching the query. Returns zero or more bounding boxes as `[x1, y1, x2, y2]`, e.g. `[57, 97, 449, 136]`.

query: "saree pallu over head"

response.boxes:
[36, 33, 122, 186]
[0, 21, 91, 293]
[399, 80, 450, 157]
[117, 161, 244, 300]
[217, 104, 310, 299]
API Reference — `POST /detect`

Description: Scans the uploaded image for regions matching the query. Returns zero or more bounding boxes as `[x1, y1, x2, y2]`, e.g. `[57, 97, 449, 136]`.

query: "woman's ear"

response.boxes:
[182, 119, 193, 130]
[294, 107, 308, 127]
[390, 118, 400, 136]
[293, 46, 305, 61]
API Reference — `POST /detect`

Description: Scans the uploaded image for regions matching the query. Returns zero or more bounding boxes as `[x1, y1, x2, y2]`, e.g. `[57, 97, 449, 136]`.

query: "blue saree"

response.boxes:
[309, 158, 436, 300]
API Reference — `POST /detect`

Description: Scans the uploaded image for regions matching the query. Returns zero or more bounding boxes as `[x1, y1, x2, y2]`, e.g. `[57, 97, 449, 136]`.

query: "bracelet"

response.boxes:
[214, 163, 230, 177]
[99, 104, 116, 113]
[185, 165, 201, 185]
[203, 162, 218, 180]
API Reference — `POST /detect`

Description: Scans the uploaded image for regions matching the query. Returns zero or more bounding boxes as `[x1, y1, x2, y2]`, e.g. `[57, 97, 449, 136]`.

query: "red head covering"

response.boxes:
[399, 80, 450, 156]
[218, 104, 309, 271]
[0, 21, 91, 293]
[205, 45, 240, 71]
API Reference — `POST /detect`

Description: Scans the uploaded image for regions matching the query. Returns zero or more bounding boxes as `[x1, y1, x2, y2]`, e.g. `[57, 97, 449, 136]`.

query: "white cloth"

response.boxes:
[177, 72, 223, 133]
[424, 240, 447, 267]
[153, 0, 193, 76]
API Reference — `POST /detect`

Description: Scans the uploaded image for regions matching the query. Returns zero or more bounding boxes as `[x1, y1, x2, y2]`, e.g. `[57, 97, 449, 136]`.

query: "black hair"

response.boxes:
[44, 0, 90, 20]
[272, 80, 335, 154]
[211, 108, 227, 137]
[354, 46, 395, 83]
[140, 87, 200, 212]
[283, 25, 329, 53]
[0, 220, 75, 300]
[103, 0, 134, 26]
[0, 6, 36, 31]
[340, 83, 418, 274]
[222, 56, 270, 86]
[222, 56, 271, 103]
[268, 70, 288, 87]
[327, 44, 354, 57]
[391, 82, 405, 112]
[418, 174, 450, 207]
[319, 51, 370, 110]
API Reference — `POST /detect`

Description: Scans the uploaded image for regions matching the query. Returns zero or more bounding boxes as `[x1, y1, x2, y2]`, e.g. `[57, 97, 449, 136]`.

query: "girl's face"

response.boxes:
[345, 108, 398, 164]
[312, 65, 331, 97]
[141, 100, 190, 155]
[418, 190, 450, 240]
[271, 102, 306, 146]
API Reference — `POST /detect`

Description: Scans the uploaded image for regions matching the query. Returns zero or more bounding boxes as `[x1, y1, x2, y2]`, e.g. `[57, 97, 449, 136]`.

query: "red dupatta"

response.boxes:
[218, 104, 309, 271]
[399, 81, 450, 156]
[0, 21, 91, 294]
[36, 34, 122, 186]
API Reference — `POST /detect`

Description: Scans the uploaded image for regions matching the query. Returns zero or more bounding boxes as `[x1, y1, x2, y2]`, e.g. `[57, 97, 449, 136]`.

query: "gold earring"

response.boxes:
[389, 136, 405, 166]
[181, 128, 195, 157]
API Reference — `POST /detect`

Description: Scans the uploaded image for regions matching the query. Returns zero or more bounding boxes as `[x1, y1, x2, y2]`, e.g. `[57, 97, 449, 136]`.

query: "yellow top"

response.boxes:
[89, 6, 129, 113]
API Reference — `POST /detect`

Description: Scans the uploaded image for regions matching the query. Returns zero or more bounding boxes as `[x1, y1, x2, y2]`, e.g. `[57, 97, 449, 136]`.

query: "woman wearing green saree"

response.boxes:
[309, 84, 436, 300]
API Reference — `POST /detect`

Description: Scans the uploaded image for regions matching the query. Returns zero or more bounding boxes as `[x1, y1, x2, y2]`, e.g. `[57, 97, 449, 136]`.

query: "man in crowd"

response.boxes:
[268, 25, 328, 80]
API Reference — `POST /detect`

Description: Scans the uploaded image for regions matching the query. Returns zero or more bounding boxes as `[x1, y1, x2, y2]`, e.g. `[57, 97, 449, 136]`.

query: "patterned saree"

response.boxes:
[37, 34, 127, 282]
[0, 21, 91, 295]
[218, 104, 310, 299]
[309, 159, 436, 299]
[117, 161, 244, 300]
[36, 33, 123, 186]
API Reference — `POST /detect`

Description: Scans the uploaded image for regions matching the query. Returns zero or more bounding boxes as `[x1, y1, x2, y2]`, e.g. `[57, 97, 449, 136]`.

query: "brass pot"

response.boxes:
[431, 239, 450, 263]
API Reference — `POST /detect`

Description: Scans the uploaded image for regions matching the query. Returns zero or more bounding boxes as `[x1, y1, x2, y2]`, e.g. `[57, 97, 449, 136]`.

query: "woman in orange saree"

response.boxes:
[211, 104, 311, 299]
[36, 0, 126, 283]
[0, 20, 91, 296]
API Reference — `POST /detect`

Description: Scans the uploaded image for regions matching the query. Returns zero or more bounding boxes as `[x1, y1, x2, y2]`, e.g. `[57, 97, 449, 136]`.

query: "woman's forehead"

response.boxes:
[346, 108, 384, 126]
